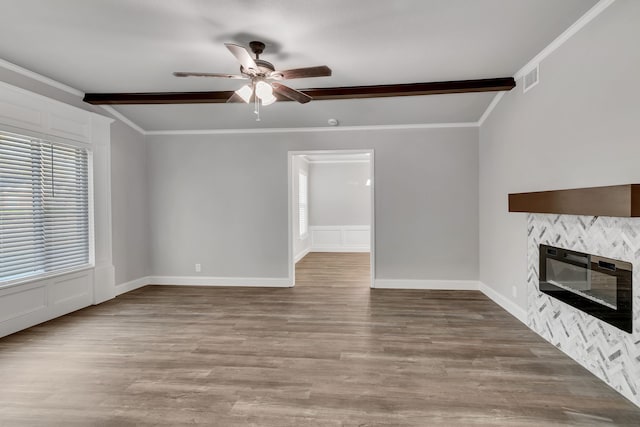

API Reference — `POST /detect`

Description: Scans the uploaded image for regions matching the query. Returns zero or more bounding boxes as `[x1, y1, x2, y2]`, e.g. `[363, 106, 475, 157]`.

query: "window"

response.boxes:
[0, 131, 91, 284]
[298, 171, 308, 238]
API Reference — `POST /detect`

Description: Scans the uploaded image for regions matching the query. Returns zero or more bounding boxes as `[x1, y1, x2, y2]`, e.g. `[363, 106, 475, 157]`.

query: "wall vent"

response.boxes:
[523, 64, 539, 93]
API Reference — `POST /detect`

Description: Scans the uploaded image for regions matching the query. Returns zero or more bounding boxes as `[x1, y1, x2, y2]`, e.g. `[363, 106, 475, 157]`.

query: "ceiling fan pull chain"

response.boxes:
[254, 91, 261, 121]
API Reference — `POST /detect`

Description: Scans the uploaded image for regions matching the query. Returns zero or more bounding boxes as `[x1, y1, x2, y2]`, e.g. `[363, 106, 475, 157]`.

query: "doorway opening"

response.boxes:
[287, 150, 374, 288]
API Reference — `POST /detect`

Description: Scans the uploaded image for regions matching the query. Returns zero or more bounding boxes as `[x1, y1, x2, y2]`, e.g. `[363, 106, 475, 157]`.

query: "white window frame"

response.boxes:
[0, 130, 94, 288]
[298, 170, 308, 238]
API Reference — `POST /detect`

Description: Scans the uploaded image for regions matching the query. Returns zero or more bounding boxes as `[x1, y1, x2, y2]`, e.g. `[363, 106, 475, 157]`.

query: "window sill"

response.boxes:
[0, 264, 94, 291]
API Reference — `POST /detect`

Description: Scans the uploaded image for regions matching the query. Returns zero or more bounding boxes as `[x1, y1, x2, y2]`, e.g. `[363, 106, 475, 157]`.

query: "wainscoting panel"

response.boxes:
[0, 268, 94, 339]
[527, 214, 640, 406]
[310, 225, 370, 252]
[0, 284, 47, 324]
[50, 271, 93, 318]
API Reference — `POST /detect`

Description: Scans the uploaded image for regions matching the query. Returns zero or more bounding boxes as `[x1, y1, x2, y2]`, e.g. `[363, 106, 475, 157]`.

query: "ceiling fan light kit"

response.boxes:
[82, 40, 517, 119]
[170, 40, 331, 120]
[235, 84, 253, 103]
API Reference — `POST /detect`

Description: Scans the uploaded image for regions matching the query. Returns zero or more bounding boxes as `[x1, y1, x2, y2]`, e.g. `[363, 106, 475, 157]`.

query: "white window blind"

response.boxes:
[298, 171, 308, 237]
[0, 131, 90, 283]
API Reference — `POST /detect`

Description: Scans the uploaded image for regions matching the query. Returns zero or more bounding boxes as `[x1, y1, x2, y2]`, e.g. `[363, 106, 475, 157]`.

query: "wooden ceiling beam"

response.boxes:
[83, 77, 515, 105]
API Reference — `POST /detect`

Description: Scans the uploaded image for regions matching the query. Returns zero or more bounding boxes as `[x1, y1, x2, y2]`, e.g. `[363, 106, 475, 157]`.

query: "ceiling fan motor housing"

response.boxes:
[241, 59, 275, 77]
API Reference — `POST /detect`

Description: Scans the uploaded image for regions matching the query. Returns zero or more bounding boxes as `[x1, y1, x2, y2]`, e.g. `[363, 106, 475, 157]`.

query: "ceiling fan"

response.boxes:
[173, 41, 332, 110]
[83, 40, 516, 109]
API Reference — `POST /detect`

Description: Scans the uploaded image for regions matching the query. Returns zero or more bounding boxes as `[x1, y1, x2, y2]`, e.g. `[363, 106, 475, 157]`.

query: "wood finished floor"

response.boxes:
[1, 252, 640, 426]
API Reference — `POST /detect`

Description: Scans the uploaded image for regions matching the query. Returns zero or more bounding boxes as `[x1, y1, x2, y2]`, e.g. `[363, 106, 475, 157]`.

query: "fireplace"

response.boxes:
[539, 244, 633, 333]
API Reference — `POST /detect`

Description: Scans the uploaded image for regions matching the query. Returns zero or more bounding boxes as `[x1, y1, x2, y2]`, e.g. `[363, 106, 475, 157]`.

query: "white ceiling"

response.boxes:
[0, 0, 598, 131]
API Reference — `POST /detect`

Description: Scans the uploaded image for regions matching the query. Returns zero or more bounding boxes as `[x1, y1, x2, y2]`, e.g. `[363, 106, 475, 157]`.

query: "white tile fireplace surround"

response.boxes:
[527, 214, 640, 406]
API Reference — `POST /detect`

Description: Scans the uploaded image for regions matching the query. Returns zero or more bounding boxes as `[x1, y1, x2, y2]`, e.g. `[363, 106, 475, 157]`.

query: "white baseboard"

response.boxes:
[115, 276, 151, 296]
[110, 276, 529, 327]
[373, 279, 527, 325]
[294, 247, 311, 263]
[148, 276, 292, 287]
[373, 279, 480, 290]
[478, 282, 528, 325]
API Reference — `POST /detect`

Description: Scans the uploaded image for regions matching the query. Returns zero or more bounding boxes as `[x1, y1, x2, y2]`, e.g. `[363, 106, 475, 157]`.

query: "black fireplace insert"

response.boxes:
[539, 244, 632, 333]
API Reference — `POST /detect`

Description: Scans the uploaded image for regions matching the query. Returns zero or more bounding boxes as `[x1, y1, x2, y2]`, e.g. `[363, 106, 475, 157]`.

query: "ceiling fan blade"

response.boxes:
[275, 66, 332, 80]
[224, 43, 258, 73]
[173, 72, 247, 79]
[271, 82, 312, 104]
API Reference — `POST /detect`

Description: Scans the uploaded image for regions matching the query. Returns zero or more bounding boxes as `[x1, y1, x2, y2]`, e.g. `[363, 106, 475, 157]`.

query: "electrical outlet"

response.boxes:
[195, 263, 201, 273]
[512, 286, 517, 298]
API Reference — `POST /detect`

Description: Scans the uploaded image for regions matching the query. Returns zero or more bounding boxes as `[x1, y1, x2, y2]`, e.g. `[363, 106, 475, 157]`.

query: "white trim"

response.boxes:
[100, 106, 146, 135]
[0, 265, 94, 291]
[294, 247, 311, 263]
[145, 122, 478, 136]
[0, 57, 84, 97]
[479, 0, 615, 125]
[374, 279, 480, 290]
[311, 247, 370, 253]
[148, 276, 291, 287]
[513, 0, 615, 80]
[288, 153, 295, 287]
[373, 279, 528, 324]
[306, 159, 370, 164]
[288, 150, 376, 289]
[298, 169, 308, 238]
[477, 92, 505, 126]
[0, 57, 147, 135]
[369, 150, 376, 286]
[1, 0, 614, 138]
[0, 59, 481, 134]
[478, 282, 528, 325]
[0, 269, 93, 339]
[115, 276, 151, 296]
[310, 225, 371, 252]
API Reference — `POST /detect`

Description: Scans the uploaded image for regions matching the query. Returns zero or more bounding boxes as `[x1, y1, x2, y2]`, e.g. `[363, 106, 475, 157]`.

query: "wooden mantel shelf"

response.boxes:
[508, 184, 640, 217]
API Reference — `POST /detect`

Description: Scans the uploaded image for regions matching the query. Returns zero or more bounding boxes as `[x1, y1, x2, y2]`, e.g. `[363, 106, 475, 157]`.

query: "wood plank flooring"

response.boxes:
[1, 252, 640, 426]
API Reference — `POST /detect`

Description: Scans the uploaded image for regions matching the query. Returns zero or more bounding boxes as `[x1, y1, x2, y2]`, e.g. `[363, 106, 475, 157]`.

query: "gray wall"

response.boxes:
[148, 127, 479, 280]
[309, 162, 371, 226]
[479, 0, 640, 310]
[0, 66, 151, 286]
[110, 124, 151, 284]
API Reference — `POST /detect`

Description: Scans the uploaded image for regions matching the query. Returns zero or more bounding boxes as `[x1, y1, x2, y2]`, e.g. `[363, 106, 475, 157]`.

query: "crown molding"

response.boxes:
[1, 0, 616, 136]
[144, 122, 478, 137]
[0, 57, 147, 135]
[478, 0, 616, 126]
[477, 92, 505, 127]
[100, 106, 146, 134]
[513, 0, 615, 80]
[0, 57, 84, 97]
[0, 59, 481, 135]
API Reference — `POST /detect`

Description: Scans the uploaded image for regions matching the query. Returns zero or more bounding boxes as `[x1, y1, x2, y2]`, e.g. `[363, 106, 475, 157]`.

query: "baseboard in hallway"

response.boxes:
[2, 250, 637, 424]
